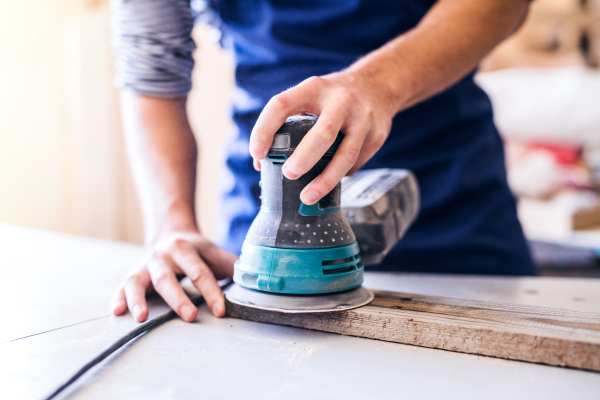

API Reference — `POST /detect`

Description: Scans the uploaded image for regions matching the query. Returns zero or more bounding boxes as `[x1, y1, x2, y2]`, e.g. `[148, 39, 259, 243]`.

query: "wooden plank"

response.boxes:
[226, 290, 600, 371]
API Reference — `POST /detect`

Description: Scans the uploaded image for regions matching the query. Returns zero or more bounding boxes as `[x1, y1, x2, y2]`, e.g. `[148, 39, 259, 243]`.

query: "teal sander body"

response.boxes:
[228, 114, 420, 312]
[234, 115, 362, 294]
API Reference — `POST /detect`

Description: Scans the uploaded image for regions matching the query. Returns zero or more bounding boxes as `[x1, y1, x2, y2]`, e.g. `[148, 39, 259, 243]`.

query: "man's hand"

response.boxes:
[249, 72, 395, 206]
[249, 0, 529, 206]
[112, 231, 237, 322]
[116, 93, 237, 322]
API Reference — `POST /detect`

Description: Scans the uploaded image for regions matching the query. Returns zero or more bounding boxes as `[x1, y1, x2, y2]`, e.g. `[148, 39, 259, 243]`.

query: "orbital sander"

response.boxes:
[225, 114, 419, 313]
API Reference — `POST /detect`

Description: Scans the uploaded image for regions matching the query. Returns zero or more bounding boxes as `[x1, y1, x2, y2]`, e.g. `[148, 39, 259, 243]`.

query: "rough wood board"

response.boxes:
[226, 290, 600, 371]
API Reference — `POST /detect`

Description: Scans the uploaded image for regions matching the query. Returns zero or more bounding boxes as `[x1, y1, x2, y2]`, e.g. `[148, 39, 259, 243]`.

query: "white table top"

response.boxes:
[1, 223, 599, 400]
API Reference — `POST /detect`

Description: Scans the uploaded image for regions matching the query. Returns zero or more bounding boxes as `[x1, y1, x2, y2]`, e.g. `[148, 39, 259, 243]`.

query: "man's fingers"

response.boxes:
[349, 127, 388, 175]
[298, 112, 371, 205]
[112, 288, 127, 316]
[300, 132, 366, 205]
[281, 105, 347, 183]
[171, 241, 226, 318]
[123, 270, 151, 322]
[249, 77, 322, 159]
[147, 258, 198, 322]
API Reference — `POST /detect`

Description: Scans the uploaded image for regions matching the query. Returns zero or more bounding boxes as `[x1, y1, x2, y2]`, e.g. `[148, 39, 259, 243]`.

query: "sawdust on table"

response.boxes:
[240, 335, 322, 373]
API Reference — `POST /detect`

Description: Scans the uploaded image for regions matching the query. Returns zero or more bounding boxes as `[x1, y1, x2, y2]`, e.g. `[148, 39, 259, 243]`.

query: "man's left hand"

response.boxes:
[249, 71, 395, 206]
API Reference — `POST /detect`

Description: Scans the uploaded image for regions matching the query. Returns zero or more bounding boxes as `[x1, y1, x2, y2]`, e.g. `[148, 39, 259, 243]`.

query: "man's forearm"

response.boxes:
[115, 91, 236, 322]
[120, 91, 198, 246]
[346, 0, 529, 114]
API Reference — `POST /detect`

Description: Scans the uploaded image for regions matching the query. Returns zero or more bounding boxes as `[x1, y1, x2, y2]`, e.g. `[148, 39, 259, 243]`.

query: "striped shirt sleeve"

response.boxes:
[109, 0, 196, 98]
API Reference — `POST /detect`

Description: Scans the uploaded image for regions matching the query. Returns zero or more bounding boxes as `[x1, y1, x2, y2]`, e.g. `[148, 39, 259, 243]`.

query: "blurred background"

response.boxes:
[1, 0, 599, 274]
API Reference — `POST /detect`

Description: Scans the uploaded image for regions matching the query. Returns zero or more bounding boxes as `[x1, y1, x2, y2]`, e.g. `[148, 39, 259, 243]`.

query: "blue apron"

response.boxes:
[207, 0, 536, 275]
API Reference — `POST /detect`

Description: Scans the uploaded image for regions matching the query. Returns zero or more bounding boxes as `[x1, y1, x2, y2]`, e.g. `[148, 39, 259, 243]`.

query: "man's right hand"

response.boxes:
[116, 93, 237, 322]
[112, 231, 237, 322]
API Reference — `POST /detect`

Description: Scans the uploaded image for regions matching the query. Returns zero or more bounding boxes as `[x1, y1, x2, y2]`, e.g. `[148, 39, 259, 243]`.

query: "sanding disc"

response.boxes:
[225, 284, 374, 313]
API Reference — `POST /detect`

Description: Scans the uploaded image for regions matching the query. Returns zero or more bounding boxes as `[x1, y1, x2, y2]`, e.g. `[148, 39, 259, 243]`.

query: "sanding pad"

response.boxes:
[225, 284, 374, 313]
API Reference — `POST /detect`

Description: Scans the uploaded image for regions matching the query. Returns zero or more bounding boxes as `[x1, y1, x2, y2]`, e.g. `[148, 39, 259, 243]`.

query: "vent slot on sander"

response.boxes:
[322, 255, 361, 275]
[266, 154, 286, 166]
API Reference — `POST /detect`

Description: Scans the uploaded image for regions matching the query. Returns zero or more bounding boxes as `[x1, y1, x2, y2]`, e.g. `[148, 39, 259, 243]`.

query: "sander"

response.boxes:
[225, 114, 419, 313]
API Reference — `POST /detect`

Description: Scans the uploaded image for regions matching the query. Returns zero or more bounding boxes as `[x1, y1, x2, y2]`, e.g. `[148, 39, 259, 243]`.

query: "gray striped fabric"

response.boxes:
[110, 0, 196, 98]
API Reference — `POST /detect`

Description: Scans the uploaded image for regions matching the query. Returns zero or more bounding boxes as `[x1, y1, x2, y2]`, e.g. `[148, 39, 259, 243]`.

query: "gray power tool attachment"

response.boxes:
[341, 169, 420, 265]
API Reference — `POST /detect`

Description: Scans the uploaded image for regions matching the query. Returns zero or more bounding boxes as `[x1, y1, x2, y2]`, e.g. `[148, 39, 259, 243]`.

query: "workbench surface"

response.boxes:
[1, 223, 599, 399]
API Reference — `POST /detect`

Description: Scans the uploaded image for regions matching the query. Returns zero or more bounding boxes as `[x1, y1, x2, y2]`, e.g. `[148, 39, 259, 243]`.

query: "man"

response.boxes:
[110, 0, 535, 324]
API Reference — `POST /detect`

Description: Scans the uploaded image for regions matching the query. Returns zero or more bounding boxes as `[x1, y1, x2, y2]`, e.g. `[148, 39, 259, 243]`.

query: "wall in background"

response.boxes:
[0, 1, 234, 244]
[0, 0, 82, 237]
[481, 0, 600, 71]
[188, 27, 235, 243]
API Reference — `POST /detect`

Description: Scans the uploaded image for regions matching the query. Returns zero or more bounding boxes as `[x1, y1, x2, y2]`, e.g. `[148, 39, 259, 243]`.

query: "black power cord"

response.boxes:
[44, 280, 233, 400]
